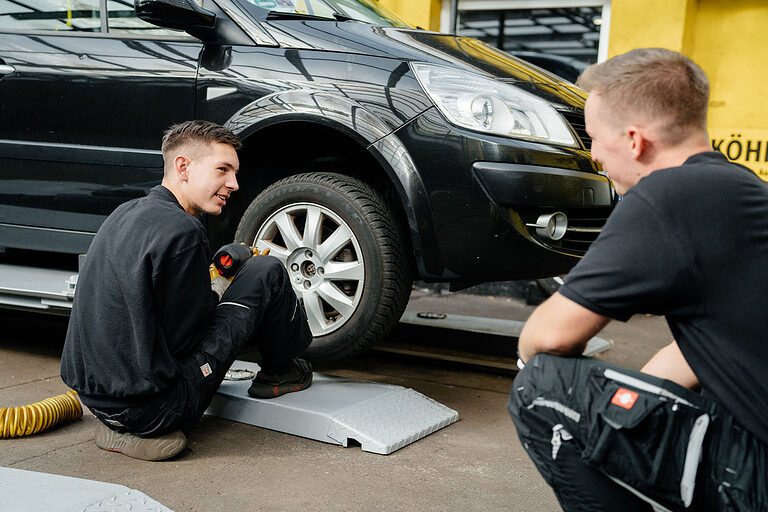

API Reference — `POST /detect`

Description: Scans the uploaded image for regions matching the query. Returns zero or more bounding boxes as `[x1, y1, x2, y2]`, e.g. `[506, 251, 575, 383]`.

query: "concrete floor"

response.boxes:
[0, 290, 671, 511]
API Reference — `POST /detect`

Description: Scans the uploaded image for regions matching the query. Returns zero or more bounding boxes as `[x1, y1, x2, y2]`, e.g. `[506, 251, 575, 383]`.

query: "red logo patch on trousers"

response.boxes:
[611, 388, 639, 409]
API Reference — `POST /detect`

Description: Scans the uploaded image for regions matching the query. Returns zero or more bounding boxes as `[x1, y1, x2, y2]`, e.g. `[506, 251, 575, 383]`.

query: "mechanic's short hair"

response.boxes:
[161, 120, 242, 171]
[577, 48, 709, 144]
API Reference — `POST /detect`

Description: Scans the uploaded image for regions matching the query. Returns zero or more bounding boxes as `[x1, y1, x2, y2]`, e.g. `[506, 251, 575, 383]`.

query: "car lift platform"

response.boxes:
[205, 360, 459, 455]
[399, 311, 611, 357]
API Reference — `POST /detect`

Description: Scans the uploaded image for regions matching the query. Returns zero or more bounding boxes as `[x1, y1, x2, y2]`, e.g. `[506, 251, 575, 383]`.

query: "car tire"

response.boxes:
[235, 172, 412, 361]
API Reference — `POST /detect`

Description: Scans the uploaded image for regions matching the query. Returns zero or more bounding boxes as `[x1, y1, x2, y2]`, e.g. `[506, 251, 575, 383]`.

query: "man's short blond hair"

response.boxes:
[576, 48, 709, 144]
[161, 120, 242, 174]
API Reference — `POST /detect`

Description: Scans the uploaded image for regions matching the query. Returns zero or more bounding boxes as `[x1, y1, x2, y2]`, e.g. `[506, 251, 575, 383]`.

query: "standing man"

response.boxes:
[509, 48, 768, 511]
[62, 120, 313, 461]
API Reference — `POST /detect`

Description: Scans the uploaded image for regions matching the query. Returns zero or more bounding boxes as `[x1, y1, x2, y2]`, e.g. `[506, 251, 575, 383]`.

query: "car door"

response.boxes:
[0, 0, 202, 254]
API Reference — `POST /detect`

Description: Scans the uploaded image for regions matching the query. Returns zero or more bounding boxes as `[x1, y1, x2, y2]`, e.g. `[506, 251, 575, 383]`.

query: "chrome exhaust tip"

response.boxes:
[527, 212, 568, 241]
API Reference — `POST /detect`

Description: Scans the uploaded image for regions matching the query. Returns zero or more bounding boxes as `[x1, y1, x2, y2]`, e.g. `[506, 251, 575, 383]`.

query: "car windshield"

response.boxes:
[241, 0, 413, 28]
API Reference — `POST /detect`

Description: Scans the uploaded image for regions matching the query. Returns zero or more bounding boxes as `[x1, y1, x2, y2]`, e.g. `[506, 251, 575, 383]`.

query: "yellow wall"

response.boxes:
[376, 0, 441, 31]
[609, 0, 768, 180]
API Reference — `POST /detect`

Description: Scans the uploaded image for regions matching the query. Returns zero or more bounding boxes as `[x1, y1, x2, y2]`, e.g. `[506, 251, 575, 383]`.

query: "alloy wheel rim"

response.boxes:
[253, 202, 365, 336]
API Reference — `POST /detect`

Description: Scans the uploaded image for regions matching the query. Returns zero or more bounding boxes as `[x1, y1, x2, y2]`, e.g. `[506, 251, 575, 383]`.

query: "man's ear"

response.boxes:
[626, 126, 648, 161]
[174, 155, 190, 182]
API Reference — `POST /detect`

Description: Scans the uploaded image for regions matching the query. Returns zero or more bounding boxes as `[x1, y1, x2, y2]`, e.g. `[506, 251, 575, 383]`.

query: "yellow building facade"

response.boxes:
[378, 0, 768, 180]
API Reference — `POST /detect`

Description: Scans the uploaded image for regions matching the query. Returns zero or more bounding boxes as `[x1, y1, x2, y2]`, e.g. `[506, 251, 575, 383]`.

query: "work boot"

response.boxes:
[248, 358, 313, 399]
[94, 421, 187, 461]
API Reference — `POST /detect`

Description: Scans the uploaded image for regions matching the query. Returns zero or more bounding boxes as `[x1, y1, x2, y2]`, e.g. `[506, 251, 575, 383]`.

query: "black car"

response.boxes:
[509, 51, 590, 84]
[0, 0, 614, 360]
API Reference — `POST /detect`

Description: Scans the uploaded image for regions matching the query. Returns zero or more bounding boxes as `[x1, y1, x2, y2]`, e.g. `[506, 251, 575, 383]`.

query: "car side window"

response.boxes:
[0, 0, 101, 31]
[0, 0, 186, 35]
[106, 0, 180, 35]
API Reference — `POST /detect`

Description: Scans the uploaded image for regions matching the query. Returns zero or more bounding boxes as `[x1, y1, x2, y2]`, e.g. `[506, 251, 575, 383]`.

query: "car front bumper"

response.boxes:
[389, 107, 615, 282]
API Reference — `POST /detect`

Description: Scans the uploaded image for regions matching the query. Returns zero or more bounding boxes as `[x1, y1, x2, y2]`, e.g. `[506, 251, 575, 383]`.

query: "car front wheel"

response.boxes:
[235, 172, 412, 361]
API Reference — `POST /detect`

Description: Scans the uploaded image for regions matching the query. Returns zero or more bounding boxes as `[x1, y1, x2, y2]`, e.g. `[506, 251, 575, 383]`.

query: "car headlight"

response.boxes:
[411, 62, 576, 146]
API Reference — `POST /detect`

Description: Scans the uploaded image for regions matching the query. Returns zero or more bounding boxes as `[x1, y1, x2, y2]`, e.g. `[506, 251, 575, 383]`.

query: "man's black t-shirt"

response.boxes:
[61, 186, 217, 409]
[559, 151, 768, 444]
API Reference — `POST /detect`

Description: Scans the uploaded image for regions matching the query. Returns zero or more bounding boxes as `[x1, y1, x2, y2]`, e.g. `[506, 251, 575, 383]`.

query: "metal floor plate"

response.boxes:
[400, 311, 611, 357]
[0, 467, 172, 512]
[205, 360, 459, 455]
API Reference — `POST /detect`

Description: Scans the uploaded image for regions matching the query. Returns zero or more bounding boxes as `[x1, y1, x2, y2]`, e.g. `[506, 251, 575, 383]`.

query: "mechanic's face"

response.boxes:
[180, 142, 239, 216]
[585, 93, 638, 195]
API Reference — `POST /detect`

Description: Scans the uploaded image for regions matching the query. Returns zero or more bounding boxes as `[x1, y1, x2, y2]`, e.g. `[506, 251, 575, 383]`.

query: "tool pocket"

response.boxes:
[582, 368, 709, 508]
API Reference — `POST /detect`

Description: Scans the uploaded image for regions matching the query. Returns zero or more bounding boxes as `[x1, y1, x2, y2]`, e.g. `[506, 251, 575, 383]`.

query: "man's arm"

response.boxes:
[518, 292, 611, 363]
[520, 293, 700, 389]
[641, 341, 700, 389]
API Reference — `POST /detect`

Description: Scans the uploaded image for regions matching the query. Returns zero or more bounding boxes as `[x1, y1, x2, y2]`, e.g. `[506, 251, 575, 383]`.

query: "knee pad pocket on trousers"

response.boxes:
[582, 370, 707, 508]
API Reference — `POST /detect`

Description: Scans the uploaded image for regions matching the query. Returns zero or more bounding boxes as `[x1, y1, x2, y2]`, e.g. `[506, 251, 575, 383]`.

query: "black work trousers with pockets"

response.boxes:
[92, 255, 312, 437]
[508, 354, 767, 512]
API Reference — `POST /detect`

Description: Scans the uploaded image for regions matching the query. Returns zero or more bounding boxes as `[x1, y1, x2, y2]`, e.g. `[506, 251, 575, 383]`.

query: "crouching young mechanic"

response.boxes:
[61, 120, 313, 461]
[508, 49, 768, 511]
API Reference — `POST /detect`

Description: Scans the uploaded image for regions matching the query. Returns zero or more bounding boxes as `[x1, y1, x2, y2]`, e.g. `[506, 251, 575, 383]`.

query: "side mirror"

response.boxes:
[135, 0, 216, 37]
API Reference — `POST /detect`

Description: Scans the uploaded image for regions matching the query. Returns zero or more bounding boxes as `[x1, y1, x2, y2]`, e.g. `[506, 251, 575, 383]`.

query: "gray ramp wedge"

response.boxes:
[205, 360, 459, 455]
[0, 467, 173, 512]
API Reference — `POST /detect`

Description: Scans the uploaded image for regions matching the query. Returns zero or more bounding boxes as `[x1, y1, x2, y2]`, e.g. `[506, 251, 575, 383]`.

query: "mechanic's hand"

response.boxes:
[212, 242, 255, 278]
[210, 264, 232, 300]
[212, 242, 271, 280]
[250, 245, 270, 256]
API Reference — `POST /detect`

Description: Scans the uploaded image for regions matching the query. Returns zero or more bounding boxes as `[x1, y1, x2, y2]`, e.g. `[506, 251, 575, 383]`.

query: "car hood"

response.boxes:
[381, 28, 587, 108]
[261, 19, 587, 109]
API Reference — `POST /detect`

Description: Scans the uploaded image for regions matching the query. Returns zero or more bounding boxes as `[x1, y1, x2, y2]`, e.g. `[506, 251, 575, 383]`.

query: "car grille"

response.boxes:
[560, 110, 591, 150]
[558, 208, 609, 253]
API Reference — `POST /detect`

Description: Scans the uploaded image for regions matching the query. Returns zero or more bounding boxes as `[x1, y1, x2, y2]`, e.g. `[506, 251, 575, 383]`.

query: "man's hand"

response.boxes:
[210, 243, 271, 300]
[213, 242, 270, 278]
[518, 292, 611, 363]
[250, 246, 270, 257]
[641, 341, 700, 389]
[210, 264, 231, 300]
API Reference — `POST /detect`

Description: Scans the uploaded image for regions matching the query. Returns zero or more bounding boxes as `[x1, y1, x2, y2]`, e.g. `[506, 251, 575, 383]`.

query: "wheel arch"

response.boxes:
[208, 115, 439, 277]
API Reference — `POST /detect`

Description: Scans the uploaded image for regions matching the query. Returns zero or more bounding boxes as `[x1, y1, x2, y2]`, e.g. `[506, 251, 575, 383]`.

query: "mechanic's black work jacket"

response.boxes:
[61, 186, 217, 409]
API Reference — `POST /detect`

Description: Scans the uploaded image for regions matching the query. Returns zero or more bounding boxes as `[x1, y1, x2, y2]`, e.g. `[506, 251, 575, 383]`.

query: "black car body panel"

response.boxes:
[0, 0, 613, 284]
[0, 34, 201, 253]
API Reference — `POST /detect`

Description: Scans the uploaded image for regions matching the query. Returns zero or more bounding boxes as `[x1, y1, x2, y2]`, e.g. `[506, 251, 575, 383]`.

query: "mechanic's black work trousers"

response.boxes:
[92, 256, 312, 437]
[508, 354, 767, 512]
